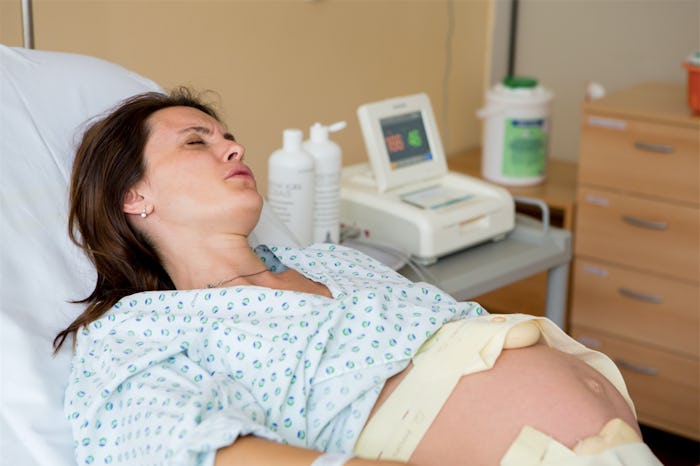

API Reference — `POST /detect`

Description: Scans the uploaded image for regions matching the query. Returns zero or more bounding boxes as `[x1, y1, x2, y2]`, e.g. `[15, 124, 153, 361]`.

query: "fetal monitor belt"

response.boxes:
[501, 419, 662, 466]
[353, 314, 635, 462]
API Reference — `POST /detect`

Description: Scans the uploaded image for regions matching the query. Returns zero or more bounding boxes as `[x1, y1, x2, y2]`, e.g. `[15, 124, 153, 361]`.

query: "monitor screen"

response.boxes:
[380, 111, 432, 170]
[357, 93, 447, 192]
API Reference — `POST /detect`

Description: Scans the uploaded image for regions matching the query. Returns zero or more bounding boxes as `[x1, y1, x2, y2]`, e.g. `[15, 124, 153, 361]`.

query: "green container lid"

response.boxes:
[502, 76, 538, 88]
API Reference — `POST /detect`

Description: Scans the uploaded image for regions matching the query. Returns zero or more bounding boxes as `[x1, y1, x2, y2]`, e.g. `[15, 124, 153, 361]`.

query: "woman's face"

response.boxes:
[131, 105, 262, 235]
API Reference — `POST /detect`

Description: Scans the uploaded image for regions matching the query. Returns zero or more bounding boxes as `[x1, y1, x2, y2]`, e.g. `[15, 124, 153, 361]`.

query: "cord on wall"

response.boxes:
[507, 0, 519, 77]
[441, 0, 455, 152]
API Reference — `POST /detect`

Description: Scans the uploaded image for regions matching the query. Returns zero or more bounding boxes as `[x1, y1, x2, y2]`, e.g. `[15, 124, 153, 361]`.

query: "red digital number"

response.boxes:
[385, 133, 405, 153]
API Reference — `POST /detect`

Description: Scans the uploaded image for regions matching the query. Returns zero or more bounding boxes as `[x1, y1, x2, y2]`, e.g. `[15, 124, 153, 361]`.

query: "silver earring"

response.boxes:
[140, 207, 148, 219]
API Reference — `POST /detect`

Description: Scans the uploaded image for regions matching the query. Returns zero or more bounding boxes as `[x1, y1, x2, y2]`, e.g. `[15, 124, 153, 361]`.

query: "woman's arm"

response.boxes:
[215, 436, 408, 466]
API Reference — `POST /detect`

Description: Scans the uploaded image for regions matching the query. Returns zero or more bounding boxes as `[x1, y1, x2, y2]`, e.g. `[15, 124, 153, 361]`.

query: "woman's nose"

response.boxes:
[225, 142, 245, 161]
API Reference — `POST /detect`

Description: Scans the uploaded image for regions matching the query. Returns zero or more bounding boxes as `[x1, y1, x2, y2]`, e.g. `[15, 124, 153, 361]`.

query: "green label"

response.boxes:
[502, 118, 547, 177]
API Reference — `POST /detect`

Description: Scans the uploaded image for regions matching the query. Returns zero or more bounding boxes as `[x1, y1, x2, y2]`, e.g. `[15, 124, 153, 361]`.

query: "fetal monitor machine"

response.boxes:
[341, 93, 515, 264]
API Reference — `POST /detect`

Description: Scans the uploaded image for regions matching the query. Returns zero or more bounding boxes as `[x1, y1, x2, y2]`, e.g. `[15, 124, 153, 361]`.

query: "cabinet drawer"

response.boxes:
[570, 258, 699, 357]
[570, 326, 700, 441]
[575, 187, 699, 281]
[579, 115, 700, 205]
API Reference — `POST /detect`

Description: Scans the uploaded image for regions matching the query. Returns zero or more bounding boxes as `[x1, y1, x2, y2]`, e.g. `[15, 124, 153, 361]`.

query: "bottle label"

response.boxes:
[502, 118, 547, 178]
[267, 171, 314, 244]
[313, 172, 341, 243]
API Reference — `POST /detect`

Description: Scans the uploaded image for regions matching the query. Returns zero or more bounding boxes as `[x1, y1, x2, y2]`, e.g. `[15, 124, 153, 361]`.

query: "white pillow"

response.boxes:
[0, 45, 296, 466]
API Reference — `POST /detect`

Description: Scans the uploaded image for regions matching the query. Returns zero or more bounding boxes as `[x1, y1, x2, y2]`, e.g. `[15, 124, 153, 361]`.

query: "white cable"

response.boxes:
[341, 233, 439, 285]
[405, 257, 439, 285]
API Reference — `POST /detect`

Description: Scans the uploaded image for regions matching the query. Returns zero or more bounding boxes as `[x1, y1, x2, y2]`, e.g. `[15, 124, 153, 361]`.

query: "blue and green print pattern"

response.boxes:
[66, 244, 486, 466]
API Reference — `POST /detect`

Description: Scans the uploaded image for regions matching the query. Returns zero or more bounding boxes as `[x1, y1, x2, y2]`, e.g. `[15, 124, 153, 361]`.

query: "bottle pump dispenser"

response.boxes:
[303, 121, 346, 243]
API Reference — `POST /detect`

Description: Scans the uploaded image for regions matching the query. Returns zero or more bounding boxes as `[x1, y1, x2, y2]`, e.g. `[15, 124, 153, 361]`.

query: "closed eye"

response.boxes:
[186, 139, 205, 145]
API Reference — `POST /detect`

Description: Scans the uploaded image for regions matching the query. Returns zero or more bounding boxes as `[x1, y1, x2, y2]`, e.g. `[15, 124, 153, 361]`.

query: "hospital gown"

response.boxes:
[65, 243, 486, 466]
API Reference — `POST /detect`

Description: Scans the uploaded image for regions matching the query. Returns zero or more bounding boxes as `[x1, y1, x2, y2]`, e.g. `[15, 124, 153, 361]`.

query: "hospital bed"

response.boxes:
[0, 45, 575, 466]
[0, 45, 300, 466]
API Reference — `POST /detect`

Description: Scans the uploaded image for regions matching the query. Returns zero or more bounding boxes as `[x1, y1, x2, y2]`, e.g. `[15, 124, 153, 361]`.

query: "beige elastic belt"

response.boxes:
[354, 315, 542, 460]
[353, 314, 635, 462]
[501, 419, 662, 466]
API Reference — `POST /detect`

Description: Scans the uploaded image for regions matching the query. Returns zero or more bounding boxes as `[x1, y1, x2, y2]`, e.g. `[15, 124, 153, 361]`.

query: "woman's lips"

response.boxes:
[225, 166, 254, 180]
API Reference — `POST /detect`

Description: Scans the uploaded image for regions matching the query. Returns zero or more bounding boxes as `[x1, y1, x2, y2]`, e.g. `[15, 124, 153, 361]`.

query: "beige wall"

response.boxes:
[4, 0, 697, 172]
[0, 1, 23, 45]
[2, 0, 491, 193]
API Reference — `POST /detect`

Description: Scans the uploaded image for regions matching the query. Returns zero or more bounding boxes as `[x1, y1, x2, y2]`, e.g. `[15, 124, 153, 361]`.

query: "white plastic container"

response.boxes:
[477, 77, 553, 186]
[303, 121, 346, 243]
[267, 129, 315, 245]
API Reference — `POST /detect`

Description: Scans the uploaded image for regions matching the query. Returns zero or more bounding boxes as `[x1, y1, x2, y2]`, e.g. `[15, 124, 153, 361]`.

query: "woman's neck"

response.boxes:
[160, 232, 268, 290]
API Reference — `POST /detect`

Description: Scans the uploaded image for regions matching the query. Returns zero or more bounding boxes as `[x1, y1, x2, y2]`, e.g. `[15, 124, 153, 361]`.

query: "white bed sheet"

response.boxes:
[0, 45, 297, 466]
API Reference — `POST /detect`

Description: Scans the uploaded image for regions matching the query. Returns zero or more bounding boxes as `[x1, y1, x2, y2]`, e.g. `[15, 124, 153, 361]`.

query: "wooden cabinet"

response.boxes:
[570, 82, 700, 440]
[576, 187, 699, 280]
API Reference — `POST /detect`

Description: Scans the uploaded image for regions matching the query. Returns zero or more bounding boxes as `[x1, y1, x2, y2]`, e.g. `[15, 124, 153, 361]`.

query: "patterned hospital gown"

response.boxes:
[66, 243, 486, 466]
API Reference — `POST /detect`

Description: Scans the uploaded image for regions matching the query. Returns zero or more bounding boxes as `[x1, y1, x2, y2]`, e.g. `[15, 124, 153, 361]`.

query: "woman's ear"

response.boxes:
[122, 188, 146, 216]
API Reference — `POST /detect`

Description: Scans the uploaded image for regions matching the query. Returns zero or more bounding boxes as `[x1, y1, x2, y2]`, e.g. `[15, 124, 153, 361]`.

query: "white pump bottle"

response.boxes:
[303, 121, 346, 244]
[267, 129, 315, 245]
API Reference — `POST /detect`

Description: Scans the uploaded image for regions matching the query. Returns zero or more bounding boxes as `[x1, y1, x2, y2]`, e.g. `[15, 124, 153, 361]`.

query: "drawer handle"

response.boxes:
[634, 141, 674, 153]
[614, 358, 659, 376]
[622, 215, 668, 230]
[617, 287, 663, 304]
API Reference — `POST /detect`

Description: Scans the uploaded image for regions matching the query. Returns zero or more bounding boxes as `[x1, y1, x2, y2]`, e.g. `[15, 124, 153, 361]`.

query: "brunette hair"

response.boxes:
[54, 88, 221, 352]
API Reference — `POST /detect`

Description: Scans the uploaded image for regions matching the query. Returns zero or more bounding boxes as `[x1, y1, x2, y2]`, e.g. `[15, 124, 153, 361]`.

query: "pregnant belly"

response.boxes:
[364, 344, 638, 466]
